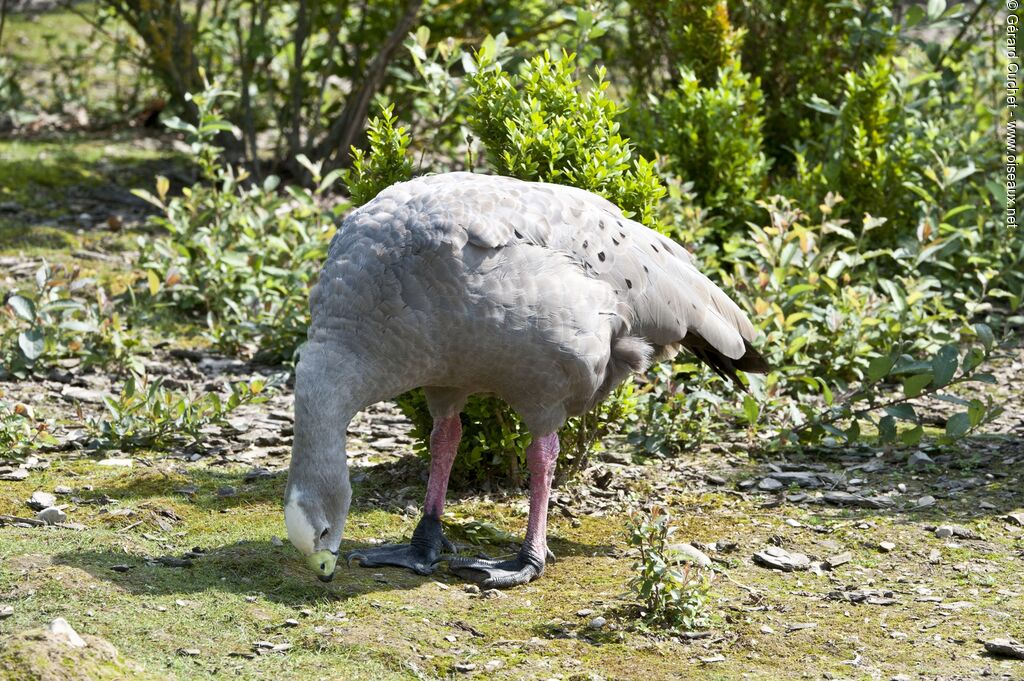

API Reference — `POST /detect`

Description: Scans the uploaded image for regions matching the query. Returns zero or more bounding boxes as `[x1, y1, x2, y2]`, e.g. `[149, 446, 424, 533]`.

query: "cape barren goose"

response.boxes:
[285, 172, 767, 588]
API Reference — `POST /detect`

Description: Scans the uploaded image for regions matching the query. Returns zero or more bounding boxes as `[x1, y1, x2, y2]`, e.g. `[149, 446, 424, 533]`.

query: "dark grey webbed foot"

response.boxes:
[448, 548, 548, 588]
[347, 515, 454, 576]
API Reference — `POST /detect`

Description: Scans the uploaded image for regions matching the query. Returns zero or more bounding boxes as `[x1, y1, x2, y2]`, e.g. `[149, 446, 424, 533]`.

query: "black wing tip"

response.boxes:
[684, 338, 770, 391]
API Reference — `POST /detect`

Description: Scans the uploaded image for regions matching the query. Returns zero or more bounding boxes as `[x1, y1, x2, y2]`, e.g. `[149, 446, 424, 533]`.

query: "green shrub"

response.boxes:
[1, 263, 143, 379]
[640, 61, 768, 217]
[0, 399, 57, 459]
[88, 374, 269, 451]
[627, 506, 713, 631]
[465, 47, 666, 228]
[625, 0, 743, 90]
[135, 80, 343, 362]
[343, 104, 413, 205]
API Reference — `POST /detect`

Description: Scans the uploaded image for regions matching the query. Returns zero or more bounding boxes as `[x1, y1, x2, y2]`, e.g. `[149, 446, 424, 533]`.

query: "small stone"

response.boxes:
[53, 485, 73, 496]
[0, 467, 29, 481]
[216, 486, 237, 498]
[928, 549, 941, 564]
[785, 518, 802, 528]
[824, 552, 852, 570]
[753, 546, 811, 571]
[433, 581, 450, 590]
[110, 565, 132, 573]
[760, 625, 774, 634]
[481, 589, 504, 600]
[36, 507, 67, 525]
[982, 637, 1024, 660]
[916, 495, 936, 508]
[454, 662, 476, 673]
[907, 452, 934, 469]
[878, 541, 896, 553]
[896, 483, 907, 493]
[934, 526, 954, 539]
[589, 616, 607, 629]
[0, 605, 13, 619]
[758, 477, 783, 492]
[484, 659, 504, 672]
[177, 648, 201, 657]
[667, 543, 712, 568]
[97, 458, 133, 468]
[1005, 512, 1024, 527]
[48, 618, 86, 648]
[577, 609, 593, 617]
[270, 536, 284, 547]
[27, 491, 56, 511]
[463, 584, 480, 594]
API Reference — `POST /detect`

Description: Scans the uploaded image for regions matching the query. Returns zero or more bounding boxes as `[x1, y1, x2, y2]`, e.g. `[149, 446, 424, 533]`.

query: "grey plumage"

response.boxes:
[285, 172, 767, 585]
[307, 171, 765, 431]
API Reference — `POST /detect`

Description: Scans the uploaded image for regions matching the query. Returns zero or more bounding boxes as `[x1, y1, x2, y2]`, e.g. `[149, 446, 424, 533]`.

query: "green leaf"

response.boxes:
[18, 329, 44, 360]
[930, 344, 959, 388]
[878, 415, 897, 443]
[900, 425, 924, 446]
[867, 350, 898, 382]
[902, 373, 933, 398]
[927, 0, 946, 21]
[974, 323, 994, 352]
[905, 5, 925, 26]
[742, 394, 759, 425]
[6, 295, 35, 322]
[884, 404, 917, 421]
[944, 412, 971, 439]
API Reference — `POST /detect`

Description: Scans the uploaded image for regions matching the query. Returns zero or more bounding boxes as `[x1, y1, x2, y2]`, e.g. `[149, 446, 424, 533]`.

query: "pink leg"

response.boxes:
[521, 432, 559, 565]
[348, 415, 461, 575]
[448, 432, 559, 588]
[424, 415, 462, 517]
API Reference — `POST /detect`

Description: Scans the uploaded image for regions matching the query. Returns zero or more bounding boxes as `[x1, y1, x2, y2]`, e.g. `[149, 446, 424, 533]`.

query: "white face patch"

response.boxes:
[284, 490, 316, 556]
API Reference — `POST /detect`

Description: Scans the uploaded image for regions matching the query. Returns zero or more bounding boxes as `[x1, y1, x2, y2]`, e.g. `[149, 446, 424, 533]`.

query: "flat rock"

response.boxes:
[60, 385, 107, 404]
[97, 458, 133, 468]
[822, 491, 895, 509]
[27, 491, 57, 511]
[48, 618, 86, 648]
[758, 477, 783, 491]
[36, 507, 67, 525]
[907, 451, 934, 469]
[1005, 512, 1024, 526]
[667, 543, 712, 568]
[982, 638, 1024, 660]
[753, 546, 810, 571]
[0, 467, 29, 481]
[824, 552, 852, 570]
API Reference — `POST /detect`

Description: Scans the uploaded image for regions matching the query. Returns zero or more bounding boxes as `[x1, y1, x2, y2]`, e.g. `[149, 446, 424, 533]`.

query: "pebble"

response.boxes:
[907, 451, 934, 469]
[878, 541, 896, 553]
[0, 605, 13, 619]
[982, 638, 1024, 660]
[97, 458, 133, 468]
[1005, 512, 1024, 526]
[27, 491, 56, 511]
[484, 659, 504, 672]
[916, 495, 936, 508]
[463, 584, 480, 594]
[576, 609, 593, 617]
[54, 485, 73, 496]
[36, 507, 67, 525]
[824, 552, 852, 570]
[758, 477, 783, 492]
[48, 617, 86, 648]
[753, 546, 810, 571]
[454, 662, 476, 673]
[934, 525, 953, 539]
[589, 616, 607, 629]
[668, 543, 712, 567]
[481, 589, 504, 600]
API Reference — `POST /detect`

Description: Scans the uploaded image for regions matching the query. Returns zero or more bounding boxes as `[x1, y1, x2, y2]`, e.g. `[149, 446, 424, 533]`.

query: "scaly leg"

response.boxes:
[449, 432, 559, 588]
[348, 415, 461, 575]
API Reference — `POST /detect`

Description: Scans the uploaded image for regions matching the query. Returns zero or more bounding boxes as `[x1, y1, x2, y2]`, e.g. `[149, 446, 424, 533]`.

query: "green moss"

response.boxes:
[0, 224, 81, 251]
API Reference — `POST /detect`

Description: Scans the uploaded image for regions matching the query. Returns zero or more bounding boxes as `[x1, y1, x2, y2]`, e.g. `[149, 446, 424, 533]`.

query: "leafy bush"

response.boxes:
[625, 0, 743, 90]
[1, 263, 143, 379]
[135, 80, 343, 361]
[343, 105, 413, 205]
[636, 61, 768, 216]
[627, 506, 712, 631]
[0, 399, 57, 459]
[466, 46, 665, 228]
[88, 374, 269, 451]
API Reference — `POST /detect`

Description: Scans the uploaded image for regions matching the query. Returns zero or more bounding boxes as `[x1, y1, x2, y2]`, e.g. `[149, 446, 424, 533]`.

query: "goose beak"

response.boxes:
[308, 550, 338, 582]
